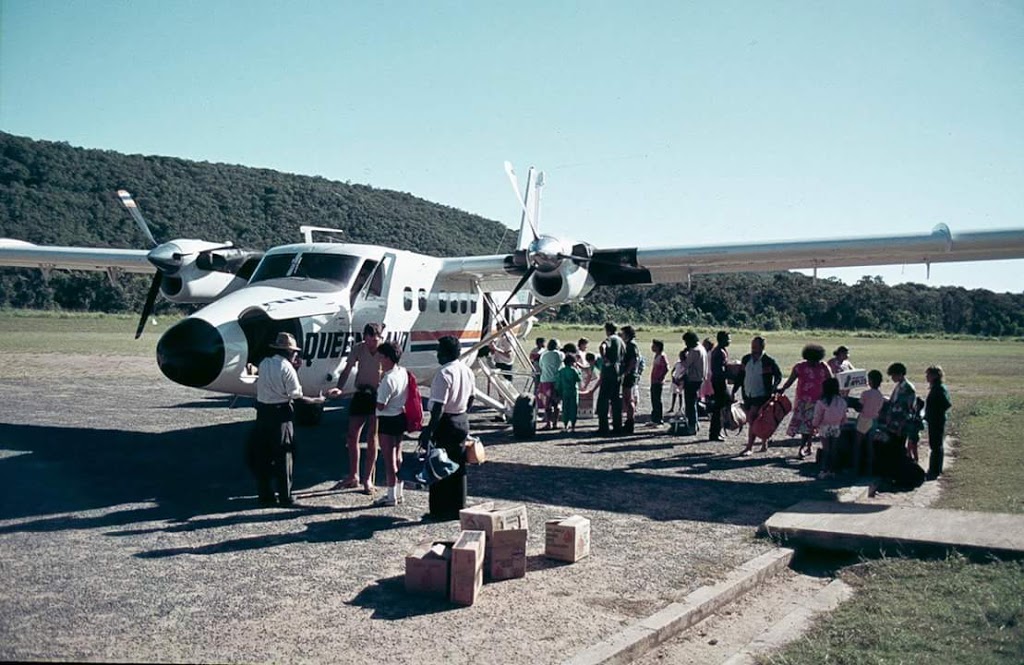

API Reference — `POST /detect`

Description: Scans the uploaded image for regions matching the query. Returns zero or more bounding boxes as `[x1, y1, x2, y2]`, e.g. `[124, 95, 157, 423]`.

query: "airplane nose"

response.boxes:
[156, 318, 225, 388]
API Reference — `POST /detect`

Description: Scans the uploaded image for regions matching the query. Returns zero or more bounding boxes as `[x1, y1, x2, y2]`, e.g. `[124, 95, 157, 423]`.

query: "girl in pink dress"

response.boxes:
[779, 343, 834, 458]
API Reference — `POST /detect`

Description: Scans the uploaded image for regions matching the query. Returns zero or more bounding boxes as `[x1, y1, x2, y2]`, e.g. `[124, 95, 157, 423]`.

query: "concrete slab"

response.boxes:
[721, 579, 853, 665]
[564, 548, 794, 665]
[760, 500, 1024, 559]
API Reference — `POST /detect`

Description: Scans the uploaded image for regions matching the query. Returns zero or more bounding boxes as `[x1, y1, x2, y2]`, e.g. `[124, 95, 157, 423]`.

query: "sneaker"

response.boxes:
[739, 449, 753, 457]
[373, 494, 397, 507]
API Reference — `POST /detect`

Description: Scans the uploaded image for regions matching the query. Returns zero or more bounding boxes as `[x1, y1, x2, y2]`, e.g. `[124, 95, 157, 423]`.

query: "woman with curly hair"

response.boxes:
[779, 343, 834, 458]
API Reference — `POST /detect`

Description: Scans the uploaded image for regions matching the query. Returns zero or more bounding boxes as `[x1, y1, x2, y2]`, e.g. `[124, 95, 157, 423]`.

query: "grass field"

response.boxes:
[2, 312, 1022, 662]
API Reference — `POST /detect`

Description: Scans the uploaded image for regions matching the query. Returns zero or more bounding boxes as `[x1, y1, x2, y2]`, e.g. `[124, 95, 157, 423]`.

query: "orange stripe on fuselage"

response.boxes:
[410, 330, 482, 342]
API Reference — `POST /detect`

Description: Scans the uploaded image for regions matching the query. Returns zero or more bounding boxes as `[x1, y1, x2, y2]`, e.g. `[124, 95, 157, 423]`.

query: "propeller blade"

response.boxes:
[117, 190, 158, 248]
[500, 265, 536, 311]
[135, 272, 163, 339]
[503, 161, 540, 241]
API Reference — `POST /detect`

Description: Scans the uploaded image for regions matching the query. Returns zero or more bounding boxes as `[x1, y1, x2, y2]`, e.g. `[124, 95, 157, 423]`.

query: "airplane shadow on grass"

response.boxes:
[0, 410, 834, 535]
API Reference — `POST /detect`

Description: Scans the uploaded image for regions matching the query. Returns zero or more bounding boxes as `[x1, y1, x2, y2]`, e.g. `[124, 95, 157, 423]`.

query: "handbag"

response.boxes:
[465, 436, 486, 465]
[721, 400, 747, 432]
[415, 442, 461, 485]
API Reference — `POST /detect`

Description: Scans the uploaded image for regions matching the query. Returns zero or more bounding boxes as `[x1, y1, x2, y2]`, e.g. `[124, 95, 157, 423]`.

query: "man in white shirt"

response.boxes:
[419, 335, 474, 520]
[250, 332, 306, 507]
[489, 335, 514, 383]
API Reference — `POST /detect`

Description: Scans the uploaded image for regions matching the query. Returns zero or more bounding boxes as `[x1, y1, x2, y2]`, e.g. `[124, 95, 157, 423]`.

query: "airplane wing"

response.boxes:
[631, 225, 1024, 283]
[439, 224, 1024, 304]
[0, 240, 153, 273]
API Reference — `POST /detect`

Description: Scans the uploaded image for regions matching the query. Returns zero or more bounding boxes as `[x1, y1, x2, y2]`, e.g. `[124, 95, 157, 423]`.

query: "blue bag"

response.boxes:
[415, 443, 460, 485]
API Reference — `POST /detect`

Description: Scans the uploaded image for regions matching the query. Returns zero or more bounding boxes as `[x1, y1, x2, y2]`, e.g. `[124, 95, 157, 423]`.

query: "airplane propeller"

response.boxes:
[118, 189, 236, 338]
[503, 161, 541, 242]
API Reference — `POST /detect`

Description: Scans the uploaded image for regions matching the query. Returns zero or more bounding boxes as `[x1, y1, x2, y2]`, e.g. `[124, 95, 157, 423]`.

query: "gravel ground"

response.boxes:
[0, 354, 841, 664]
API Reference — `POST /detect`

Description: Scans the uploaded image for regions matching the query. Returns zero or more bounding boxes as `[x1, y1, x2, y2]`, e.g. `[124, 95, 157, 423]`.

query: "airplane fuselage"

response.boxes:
[155, 241, 514, 398]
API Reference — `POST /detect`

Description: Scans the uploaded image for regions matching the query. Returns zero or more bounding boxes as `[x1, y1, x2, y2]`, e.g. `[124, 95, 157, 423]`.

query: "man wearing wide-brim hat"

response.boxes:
[248, 332, 306, 507]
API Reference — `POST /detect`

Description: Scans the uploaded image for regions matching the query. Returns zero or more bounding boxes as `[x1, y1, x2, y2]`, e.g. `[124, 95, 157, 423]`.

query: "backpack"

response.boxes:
[404, 371, 423, 432]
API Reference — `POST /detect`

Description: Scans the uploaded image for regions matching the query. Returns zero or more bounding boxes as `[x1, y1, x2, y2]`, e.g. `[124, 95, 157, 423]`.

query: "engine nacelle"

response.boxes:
[160, 260, 249, 303]
[529, 259, 596, 305]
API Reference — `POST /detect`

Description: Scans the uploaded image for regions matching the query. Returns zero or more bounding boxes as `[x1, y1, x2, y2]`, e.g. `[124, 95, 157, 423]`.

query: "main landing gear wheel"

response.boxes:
[511, 394, 537, 440]
[294, 400, 324, 427]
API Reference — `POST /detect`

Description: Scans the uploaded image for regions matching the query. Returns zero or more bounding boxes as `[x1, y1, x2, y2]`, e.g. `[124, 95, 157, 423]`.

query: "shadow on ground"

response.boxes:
[0, 406, 834, 534]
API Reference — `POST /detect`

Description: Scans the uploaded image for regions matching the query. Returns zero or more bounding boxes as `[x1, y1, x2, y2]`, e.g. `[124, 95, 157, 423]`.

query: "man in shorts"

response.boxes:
[329, 323, 384, 494]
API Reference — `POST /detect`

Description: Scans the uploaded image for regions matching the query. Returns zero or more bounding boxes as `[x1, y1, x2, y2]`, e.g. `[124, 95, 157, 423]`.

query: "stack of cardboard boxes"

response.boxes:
[404, 502, 591, 606]
[459, 501, 529, 581]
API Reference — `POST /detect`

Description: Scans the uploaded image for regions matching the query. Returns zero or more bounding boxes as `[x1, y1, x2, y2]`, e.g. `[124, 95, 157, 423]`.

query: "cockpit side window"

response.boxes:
[368, 261, 385, 297]
[350, 259, 379, 306]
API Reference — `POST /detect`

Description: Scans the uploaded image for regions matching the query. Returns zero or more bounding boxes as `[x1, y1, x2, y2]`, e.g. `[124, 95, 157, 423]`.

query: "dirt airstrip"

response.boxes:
[0, 353, 842, 663]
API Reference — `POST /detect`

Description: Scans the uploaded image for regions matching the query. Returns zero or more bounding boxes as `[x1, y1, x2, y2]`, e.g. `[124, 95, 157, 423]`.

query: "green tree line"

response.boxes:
[2, 132, 1022, 335]
[556, 273, 1024, 337]
[0, 132, 517, 314]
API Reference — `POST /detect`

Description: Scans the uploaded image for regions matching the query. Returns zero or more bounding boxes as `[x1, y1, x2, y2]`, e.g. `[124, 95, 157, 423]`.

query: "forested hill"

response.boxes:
[0, 132, 513, 255]
[2, 132, 1024, 336]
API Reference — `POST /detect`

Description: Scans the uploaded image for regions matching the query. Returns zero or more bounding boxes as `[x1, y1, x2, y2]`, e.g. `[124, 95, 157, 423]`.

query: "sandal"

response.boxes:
[362, 483, 376, 495]
[332, 478, 359, 490]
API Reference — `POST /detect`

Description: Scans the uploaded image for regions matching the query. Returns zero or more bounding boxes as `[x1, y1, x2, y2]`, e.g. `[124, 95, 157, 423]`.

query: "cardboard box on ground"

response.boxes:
[545, 515, 591, 563]
[405, 541, 453, 597]
[459, 502, 529, 581]
[450, 530, 486, 606]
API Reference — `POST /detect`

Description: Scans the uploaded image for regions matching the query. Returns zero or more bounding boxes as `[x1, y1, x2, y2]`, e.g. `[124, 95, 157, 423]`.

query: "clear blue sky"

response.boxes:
[2, 0, 1022, 292]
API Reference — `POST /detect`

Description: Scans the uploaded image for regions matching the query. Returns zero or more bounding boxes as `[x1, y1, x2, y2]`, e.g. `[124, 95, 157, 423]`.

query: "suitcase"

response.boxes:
[749, 393, 792, 442]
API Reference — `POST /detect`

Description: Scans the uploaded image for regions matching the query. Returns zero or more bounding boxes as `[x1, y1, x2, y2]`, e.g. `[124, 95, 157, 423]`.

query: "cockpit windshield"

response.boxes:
[249, 252, 362, 287]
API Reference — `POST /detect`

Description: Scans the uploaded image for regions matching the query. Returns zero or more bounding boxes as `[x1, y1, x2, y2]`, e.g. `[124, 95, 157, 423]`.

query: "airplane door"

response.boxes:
[351, 253, 394, 337]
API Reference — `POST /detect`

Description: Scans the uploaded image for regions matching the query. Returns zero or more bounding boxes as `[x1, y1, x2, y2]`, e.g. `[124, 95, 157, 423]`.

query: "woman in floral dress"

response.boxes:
[779, 343, 834, 458]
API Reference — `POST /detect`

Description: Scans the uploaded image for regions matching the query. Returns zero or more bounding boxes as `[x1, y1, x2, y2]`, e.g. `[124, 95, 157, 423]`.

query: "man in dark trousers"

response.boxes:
[708, 330, 731, 442]
[249, 332, 308, 507]
[596, 322, 625, 436]
[732, 335, 782, 454]
[419, 335, 475, 520]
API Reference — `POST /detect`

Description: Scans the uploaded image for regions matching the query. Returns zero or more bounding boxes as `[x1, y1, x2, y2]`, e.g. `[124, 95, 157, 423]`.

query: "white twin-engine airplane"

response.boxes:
[2, 162, 1024, 436]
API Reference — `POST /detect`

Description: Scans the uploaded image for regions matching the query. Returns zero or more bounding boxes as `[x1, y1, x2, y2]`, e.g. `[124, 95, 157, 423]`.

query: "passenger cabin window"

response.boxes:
[403, 287, 413, 311]
[450, 293, 458, 313]
[418, 289, 427, 312]
[460, 295, 468, 314]
[439, 290, 447, 313]
[470, 297, 477, 313]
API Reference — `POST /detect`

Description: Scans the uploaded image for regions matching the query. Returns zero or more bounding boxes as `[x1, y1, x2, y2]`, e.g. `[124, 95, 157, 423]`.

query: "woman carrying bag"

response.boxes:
[418, 335, 475, 520]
